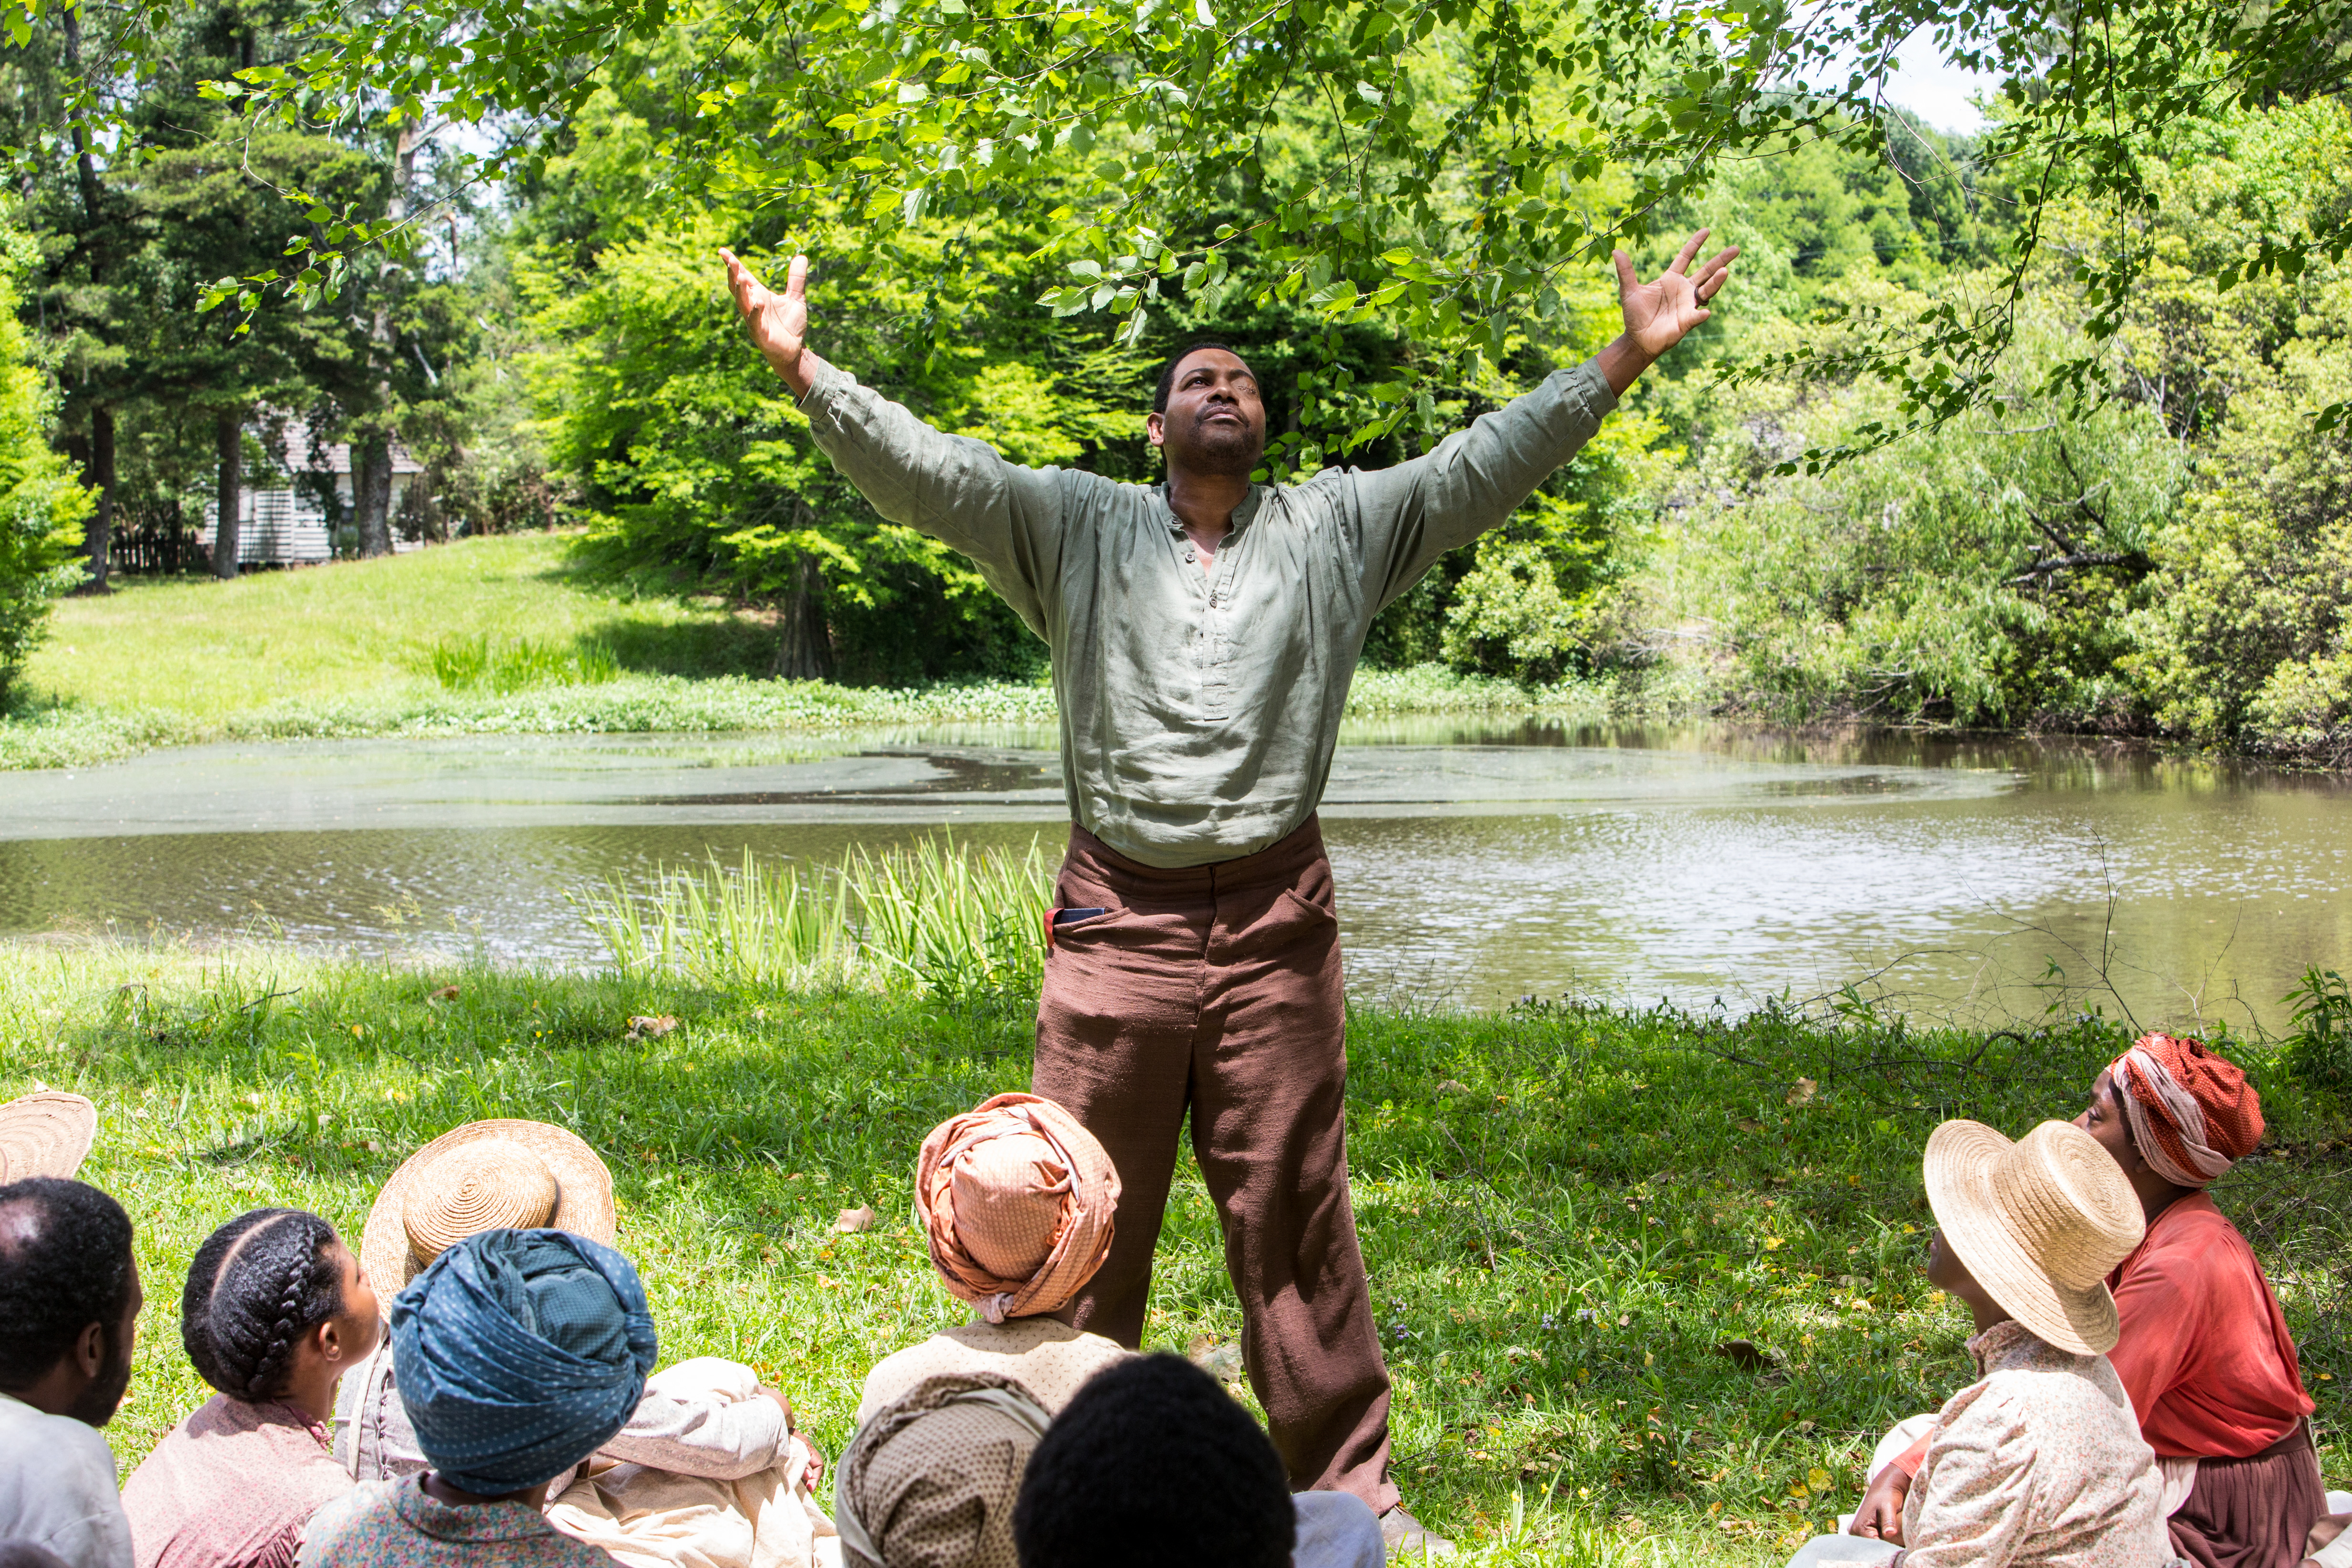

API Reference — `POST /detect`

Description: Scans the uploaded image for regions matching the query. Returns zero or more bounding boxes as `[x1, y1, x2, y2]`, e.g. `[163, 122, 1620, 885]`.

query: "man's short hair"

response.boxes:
[1014, 1353, 1293, 1568]
[1153, 340, 1257, 414]
[0, 1178, 136, 1391]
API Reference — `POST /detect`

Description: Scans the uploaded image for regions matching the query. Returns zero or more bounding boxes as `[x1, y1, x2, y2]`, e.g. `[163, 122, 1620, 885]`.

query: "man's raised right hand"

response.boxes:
[721, 248, 820, 400]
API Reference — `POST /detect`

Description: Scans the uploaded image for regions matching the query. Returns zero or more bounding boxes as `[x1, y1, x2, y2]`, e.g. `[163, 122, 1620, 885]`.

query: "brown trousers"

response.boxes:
[2168, 1420, 2327, 1568]
[1031, 816, 1399, 1515]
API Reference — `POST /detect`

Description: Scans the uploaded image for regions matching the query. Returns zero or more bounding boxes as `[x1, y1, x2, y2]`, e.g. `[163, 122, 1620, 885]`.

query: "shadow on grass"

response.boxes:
[534, 539, 782, 680]
[585, 617, 784, 682]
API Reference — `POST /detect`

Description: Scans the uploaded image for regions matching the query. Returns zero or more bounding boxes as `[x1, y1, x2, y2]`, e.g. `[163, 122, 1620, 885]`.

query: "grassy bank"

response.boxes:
[3, 536, 1609, 769]
[4, 946, 2341, 1563]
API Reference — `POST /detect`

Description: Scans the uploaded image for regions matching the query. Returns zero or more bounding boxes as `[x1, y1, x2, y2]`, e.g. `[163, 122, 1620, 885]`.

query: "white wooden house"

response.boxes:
[198, 438, 427, 566]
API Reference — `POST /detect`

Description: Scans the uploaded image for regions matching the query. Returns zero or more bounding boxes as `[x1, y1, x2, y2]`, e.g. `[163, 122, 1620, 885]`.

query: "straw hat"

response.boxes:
[360, 1119, 617, 1294]
[1923, 1118, 2145, 1356]
[0, 1093, 97, 1183]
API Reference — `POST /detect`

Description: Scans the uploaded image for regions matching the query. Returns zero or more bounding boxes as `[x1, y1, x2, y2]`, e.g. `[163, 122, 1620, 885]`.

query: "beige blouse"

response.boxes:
[857, 1317, 1130, 1423]
[1898, 1320, 2168, 1568]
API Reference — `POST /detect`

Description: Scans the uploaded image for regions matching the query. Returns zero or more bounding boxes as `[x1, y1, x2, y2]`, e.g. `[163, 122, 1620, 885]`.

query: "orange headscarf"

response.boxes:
[914, 1094, 1119, 1324]
[2106, 1032, 2264, 1188]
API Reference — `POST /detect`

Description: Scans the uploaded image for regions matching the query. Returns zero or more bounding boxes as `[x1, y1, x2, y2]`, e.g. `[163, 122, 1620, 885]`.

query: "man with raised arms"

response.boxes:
[724, 232, 1735, 1554]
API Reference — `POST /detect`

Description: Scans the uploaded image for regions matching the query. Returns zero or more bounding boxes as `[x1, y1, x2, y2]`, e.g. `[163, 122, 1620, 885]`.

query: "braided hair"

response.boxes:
[182, 1209, 345, 1404]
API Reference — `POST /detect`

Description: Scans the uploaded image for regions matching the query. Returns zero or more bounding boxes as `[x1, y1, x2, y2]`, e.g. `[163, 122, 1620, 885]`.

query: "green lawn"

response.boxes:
[28, 534, 781, 717]
[5, 947, 2342, 1564]
[2, 534, 1598, 769]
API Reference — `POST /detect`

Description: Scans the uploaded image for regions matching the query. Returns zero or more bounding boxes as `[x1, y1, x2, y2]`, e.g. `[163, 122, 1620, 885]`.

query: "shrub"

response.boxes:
[0, 230, 91, 705]
[426, 632, 619, 692]
[2282, 967, 2352, 1099]
[2122, 340, 2352, 765]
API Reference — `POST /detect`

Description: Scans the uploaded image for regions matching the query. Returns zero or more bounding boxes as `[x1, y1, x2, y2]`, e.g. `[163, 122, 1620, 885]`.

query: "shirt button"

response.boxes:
[1185, 550, 1197, 562]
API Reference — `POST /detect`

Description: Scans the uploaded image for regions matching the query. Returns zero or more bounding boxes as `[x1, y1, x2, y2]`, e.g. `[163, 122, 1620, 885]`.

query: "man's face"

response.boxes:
[1147, 349, 1266, 480]
[67, 1255, 139, 1429]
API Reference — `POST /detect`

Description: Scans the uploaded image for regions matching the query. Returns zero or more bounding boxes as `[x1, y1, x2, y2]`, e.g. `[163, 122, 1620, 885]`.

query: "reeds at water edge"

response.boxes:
[577, 837, 1053, 998]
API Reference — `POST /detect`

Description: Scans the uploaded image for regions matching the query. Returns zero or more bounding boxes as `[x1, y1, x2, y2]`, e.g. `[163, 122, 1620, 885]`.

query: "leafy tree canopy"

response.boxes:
[31, 0, 2352, 461]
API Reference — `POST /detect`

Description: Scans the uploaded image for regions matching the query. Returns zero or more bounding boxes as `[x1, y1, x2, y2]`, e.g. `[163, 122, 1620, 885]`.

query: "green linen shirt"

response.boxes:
[799, 357, 1619, 868]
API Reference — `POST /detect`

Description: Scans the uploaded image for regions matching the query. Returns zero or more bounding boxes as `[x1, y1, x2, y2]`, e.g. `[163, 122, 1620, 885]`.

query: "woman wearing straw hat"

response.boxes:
[1858, 1037, 2346, 1568]
[1787, 1118, 2167, 1568]
[335, 1120, 818, 1498]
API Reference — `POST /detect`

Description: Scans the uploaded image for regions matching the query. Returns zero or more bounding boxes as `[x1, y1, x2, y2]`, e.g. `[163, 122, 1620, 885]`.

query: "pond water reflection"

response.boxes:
[1, 720, 2344, 1031]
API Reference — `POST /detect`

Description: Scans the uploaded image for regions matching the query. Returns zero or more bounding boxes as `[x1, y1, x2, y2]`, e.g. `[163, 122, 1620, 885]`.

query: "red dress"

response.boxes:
[2102, 1193, 2311, 1460]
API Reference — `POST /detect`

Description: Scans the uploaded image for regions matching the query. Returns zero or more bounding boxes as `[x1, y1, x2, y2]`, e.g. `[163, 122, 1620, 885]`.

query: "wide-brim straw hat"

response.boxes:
[0, 1092, 97, 1183]
[1923, 1118, 2144, 1356]
[361, 1119, 617, 1294]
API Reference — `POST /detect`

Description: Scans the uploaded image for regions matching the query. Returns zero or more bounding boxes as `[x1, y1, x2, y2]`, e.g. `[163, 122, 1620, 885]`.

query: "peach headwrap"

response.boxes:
[2106, 1032, 2264, 1189]
[914, 1093, 1119, 1324]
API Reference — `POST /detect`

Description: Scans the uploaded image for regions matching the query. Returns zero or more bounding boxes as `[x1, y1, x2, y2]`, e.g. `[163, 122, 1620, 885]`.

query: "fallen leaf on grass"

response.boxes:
[429, 985, 459, 1002]
[1713, 1339, 1778, 1371]
[1187, 1336, 1244, 1382]
[626, 1014, 679, 1040]
[1785, 1077, 1817, 1107]
[833, 1205, 879, 1233]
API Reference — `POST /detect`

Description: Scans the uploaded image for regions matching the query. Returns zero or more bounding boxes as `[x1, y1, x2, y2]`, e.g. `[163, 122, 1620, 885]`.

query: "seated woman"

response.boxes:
[299, 1227, 654, 1568]
[1789, 1118, 2165, 1568]
[1857, 1036, 2325, 1568]
[857, 1093, 1129, 1424]
[121, 1210, 380, 1568]
[336, 1120, 809, 1494]
[835, 1093, 1126, 1568]
[838, 1094, 1380, 1568]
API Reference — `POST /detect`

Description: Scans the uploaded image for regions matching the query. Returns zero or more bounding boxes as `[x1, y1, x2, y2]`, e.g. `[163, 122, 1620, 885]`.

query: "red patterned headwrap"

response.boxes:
[914, 1093, 1119, 1324]
[2105, 1032, 2264, 1189]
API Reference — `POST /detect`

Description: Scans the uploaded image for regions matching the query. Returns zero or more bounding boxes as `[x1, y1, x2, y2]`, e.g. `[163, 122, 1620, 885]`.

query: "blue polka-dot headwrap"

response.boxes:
[390, 1227, 658, 1495]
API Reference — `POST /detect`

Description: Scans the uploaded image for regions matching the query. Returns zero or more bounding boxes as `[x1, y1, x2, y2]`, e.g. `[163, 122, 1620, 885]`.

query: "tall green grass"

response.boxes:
[579, 838, 1053, 999]
[426, 631, 621, 693]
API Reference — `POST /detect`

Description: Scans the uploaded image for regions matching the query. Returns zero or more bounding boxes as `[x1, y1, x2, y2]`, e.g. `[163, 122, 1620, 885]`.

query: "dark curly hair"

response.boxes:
[1152, 340, 1258, 414]
[0, 1178, 136, 1393]
[1014, 1354, 1293, 1568]
[182, 1209, 345, 1403]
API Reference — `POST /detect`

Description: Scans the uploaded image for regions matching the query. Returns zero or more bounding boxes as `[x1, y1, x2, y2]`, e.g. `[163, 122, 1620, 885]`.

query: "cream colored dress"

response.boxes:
[546, 1359, 840, 1568]
[856, 1318, 1130, 1423]
[1897, 1320, 2168, 1568]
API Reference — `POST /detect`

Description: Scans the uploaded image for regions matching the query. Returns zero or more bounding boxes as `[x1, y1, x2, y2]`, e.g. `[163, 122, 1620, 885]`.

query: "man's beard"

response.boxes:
[66, 1327, 132, 1427]
[1182, 413, 1262, 478]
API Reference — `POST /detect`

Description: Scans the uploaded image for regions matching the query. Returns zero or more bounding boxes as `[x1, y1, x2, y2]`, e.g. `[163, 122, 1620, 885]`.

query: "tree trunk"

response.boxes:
[354, 435, 394, 557]
[354, 122, 425, 560]
[60, 9, 105, 221]
[63, 6, 116, 592]
[83, 405, 116, 589]
[213, 409, 243, 579]
[773, 551, 830, 681]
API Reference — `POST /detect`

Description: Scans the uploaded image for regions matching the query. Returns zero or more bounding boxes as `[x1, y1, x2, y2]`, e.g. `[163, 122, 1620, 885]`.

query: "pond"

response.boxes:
[2, 720, 2345, 1031]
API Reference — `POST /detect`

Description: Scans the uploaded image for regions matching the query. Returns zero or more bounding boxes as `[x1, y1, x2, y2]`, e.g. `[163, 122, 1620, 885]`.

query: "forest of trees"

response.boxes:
[4, 0, 2352, 764]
